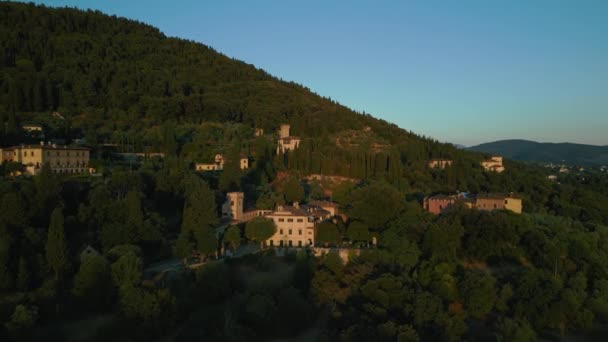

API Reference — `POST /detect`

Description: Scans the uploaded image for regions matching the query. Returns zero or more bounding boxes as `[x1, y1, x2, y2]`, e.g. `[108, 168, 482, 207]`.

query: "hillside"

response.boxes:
[469, 139, 608, 166]
[0, 2, 424, 146]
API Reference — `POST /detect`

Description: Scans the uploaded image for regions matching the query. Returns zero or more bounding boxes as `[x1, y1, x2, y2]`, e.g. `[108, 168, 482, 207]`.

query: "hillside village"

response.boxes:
[2, 3, 608, 342]
[0, 121, 522, 259]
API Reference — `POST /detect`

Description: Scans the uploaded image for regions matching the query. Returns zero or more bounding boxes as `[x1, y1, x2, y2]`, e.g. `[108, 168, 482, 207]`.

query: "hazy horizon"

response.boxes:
[33, 0, 608, 146]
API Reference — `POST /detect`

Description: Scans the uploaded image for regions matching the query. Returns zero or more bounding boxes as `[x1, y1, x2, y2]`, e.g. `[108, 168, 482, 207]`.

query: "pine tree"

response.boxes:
[45, 207, 67, 281]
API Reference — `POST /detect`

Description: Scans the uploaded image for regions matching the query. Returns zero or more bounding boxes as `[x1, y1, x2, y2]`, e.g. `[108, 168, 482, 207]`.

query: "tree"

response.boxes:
[16, 257, 30, 291]
[223, 225, 241, 251]
[245, 217, 276, 248]
[111, 252, 142, 288]
[46, 207, 67, 281]
[73, 254, 113, 311]
[347, 182, 405, 231]
[180, 178, 218, 257]
[347, 221, 370, 245]
[4, 304, 38, 340]
[316, 221, 341, 246]
[460, 271, 496, 319]
[219, 144, 243, 192]
[495, 317, 536, 342]
[283, 177, 304, 204]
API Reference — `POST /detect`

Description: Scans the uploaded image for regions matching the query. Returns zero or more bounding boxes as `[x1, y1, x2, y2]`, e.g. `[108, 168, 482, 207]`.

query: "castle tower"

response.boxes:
[223, 192, 244, 221]
[279, 124, 291, 139]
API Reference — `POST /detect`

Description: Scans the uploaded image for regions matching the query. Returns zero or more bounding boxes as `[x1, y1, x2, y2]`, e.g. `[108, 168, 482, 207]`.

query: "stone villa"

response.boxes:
[195, 153, 249, 172]
[0, 142, 90, 175]
[221, 192, 338, 247]
[428, 159, 453, 169]
[423, 192, 522, 215]
[276, 124, 301, 154]
[481, 156, 505, 173]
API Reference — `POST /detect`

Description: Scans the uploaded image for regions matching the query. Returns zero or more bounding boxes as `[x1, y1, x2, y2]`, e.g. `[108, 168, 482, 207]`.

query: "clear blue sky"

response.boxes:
[33, 0, 608, 146]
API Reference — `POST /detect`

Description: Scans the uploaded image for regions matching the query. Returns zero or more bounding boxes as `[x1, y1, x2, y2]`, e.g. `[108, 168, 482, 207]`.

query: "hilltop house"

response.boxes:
[221, 192, 337, 247]
[481, 156, 505, 173]
[423, 192, 522, 215]
[0, 142, 90, 175]
[276, 124, 301, 154]
[195, 153, 249, 172]
[428, 159, 453, 169]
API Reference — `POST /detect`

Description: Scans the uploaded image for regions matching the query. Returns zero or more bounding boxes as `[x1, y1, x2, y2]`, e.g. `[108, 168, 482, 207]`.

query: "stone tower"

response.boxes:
[279, 124, 290, 139]
[223, 192, 244, 221]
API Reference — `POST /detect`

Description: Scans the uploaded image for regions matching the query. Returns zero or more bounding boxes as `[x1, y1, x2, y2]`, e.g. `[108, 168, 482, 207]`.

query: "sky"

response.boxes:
[33, 0, 608, 146]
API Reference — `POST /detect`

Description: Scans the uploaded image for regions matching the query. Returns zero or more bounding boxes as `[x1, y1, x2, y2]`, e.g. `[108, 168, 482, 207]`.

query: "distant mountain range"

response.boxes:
[468, 139, 608, 166]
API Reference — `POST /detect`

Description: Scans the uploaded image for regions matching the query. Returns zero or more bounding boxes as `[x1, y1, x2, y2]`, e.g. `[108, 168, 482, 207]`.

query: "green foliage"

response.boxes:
[4, 304, 38, 339]
[347, 221, 370, 244]
[223, 225, 241, 251]
[73, 254, 113, 311]
[347, 182, 405, 231]
[316, 221, 341, 246]
[283, 177, 304, 204]
[245, 217, 276, 247]
[45, 207, 67, 280]
[179, 178, 218, 256]
[459, 271, 497, 319]
[111, 252, 142, 288]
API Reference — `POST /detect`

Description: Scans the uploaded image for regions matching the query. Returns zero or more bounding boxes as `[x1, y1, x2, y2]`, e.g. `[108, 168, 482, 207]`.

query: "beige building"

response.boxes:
[428, 159, 453, 169]
[276, 124, 301, 154]
[423, 192, 522, 215]
[222, 192, 245, 221]
[195, 153, 248, 172]
[266, 204, 316, 248]
[481, 156, 505, 173]
[475, 193, 522, 214]
[223, 192, 336, 247]
[0, 143, 90, 175]
[22, 124, 43, 132]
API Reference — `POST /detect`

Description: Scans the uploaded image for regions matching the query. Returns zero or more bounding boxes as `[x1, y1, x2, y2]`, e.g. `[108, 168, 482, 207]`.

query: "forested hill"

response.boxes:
[0, 1, 424, 146]
[469, 140, 608, 166]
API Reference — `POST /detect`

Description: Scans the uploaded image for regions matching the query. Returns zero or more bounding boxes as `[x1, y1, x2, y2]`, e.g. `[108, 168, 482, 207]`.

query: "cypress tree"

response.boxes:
[45, 207, 67, 281]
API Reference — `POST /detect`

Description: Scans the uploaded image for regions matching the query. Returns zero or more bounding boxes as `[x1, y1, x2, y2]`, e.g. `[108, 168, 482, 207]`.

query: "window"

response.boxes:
[298, 241, 302, 247]
[287, 219, 293, 222]
[288, 229, 292, 235]
[504, 200, 508, 204]
[279, 218, 285, 222]
[297, 219, 303, 222]
[231, 200, 234, 206]
[31, 151, 34, 156]
[269, 240, 274, 246]
[494, 204, 497, 209]
[279, 229, 283, 234]
[288, 240, 293, 247]
[298, 230, 302, 235]
[279, 241, 284, 247]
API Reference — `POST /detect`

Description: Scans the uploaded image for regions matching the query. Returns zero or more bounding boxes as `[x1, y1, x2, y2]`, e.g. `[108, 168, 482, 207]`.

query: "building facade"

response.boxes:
[276, 124, 301, 154]
[195, 154, 248, 172]
[481, 156, 505, 173]
[428, 159, 453, 169]
[0, 143, 90, 175]
[424, 192, 522, 215]
[266, 204, 316, 248]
